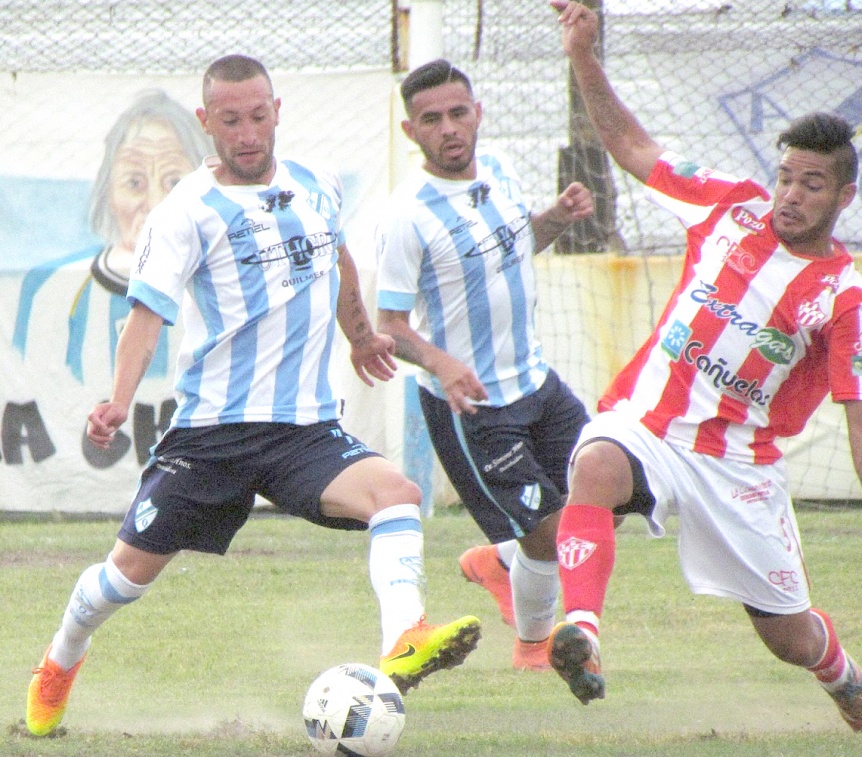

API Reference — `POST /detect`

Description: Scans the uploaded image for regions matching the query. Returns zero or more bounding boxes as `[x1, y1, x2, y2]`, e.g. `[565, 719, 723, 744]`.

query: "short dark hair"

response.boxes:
[776, 111, 859, 187]
[202, 54, 272, 104]
[400, 58, 472, 114]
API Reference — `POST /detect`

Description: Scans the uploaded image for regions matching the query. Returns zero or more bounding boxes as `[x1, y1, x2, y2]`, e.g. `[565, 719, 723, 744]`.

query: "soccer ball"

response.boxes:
[302, 663, 406, 756]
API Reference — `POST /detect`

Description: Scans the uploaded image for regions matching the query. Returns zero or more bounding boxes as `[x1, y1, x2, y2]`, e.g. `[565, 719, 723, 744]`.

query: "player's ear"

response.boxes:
[475, 100, 483, 127]
[401, 119, 417, 144]
[196, 107, 210, 134]
[273, 97, 282, 126]
[838, 180, 857, 211]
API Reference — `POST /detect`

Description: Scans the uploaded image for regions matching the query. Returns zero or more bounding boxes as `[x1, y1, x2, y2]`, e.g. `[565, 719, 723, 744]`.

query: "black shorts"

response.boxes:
[118, 421, 379, 555]
[419, 369, 590, 543]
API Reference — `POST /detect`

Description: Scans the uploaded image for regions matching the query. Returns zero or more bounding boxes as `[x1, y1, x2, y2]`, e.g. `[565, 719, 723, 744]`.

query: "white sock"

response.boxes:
[565, 610, 601, 638]
[510, 547, 558, 642]
[49, 554, 150, 671]
[495, 539, 518, 570]
[368, 504, 426, 655]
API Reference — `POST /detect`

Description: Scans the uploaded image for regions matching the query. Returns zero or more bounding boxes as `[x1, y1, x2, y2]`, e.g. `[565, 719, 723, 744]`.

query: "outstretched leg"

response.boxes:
[26, 542, 169, 736]
[750, 606, 862, 731]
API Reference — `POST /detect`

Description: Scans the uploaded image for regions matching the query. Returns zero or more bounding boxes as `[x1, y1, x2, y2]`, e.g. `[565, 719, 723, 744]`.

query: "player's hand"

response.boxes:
[350, 332, 399, 386]
[552, 182, 595, 225]
[87, 402, 130, 449]
[550, 1, 599, 59]
[434, 354, 488, 415]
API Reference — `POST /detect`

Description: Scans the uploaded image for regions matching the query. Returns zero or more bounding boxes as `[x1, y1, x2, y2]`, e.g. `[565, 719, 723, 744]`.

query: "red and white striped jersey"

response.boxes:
[601, 152, 862, 464]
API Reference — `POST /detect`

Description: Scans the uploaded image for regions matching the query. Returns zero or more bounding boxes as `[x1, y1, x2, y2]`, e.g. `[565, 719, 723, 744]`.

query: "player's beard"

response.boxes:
[772, 206, 837, 253]
[221, 137, 277, 184]
[423, 133, 478, 177]
[226, 154, 274, 184]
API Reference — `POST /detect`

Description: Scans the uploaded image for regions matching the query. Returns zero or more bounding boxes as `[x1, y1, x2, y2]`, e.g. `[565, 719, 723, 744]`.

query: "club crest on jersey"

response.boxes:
[558, 536, 597, 570]
[260, 190, 294, 212]
[797, 299, 827, 328]
[134, 498, 158, 533]
[467, 182, 491, 208]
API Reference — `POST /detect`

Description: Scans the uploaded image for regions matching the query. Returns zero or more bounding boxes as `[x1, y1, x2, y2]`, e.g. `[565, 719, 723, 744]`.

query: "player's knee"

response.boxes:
[568, 441, 632, 507]
[371, 468, 423, 511]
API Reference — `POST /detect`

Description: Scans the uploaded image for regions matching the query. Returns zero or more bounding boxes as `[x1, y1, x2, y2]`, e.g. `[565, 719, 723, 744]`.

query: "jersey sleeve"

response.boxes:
[126, 198, 201, 326]
[644, 151, 769, 229]
[827, 285, 862, 402]
[309, 162, 347, 247]
[375, 197, 423, 313]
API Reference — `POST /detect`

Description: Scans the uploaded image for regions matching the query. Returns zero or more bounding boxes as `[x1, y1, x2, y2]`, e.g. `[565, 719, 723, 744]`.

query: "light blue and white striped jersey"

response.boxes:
[127, 157, 346, 428]
[375, 148, 548, 407]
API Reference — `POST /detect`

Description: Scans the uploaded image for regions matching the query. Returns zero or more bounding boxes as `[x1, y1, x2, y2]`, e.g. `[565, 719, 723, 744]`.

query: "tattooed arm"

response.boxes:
[335, 244, 398, 386]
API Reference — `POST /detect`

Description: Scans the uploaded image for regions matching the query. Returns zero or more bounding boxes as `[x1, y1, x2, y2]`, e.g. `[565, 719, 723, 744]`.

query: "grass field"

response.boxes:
[2, 505, 861, 756]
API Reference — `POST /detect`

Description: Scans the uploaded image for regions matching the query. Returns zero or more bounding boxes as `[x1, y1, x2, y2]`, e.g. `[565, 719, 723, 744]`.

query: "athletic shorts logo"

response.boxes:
[134, 498, 158, 533]
[557, 536, 597, 570]
[520, 483, 542, 511]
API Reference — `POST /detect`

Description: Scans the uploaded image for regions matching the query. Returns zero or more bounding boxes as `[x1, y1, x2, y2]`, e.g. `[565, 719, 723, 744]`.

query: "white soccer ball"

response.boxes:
[302, 663, 406, 757]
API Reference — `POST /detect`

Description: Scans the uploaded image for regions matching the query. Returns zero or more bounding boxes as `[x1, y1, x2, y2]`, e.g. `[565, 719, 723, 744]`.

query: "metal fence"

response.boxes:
[3, 1, 862, 502]
[3, 1, 861, 253]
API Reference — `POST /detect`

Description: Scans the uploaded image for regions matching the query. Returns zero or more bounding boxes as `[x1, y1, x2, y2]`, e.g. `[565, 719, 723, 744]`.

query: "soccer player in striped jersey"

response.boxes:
[375, 59, 594, 671]
[25, 54, 481, 737]
[548, 0, 862, 731]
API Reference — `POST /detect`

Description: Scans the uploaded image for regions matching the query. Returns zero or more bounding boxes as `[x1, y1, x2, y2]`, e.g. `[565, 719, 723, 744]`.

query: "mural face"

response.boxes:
[108, 117, 197, 276]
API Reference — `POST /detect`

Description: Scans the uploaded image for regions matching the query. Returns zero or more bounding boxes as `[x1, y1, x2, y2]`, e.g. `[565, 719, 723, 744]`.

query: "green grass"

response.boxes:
[2, 506, 861, 756]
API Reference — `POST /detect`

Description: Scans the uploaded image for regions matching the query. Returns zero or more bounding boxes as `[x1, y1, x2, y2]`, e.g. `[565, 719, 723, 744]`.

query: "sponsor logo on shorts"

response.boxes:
[134, 498, 158, 533]
[731, 479, 773, 504]
[483, 441, 525, 474]
[768, 569, 800, 593]
[155, 456, 192, 475]
[330, 428, 371, 459]
[557, 536, 597, 570]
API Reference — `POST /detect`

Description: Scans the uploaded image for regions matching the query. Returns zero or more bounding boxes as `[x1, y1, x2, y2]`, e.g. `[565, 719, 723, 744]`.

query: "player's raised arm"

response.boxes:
[551, 0, 662, 184]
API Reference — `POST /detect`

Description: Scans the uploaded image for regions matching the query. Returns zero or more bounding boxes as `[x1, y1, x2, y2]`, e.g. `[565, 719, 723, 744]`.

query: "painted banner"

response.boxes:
[1, 69, 395, 513]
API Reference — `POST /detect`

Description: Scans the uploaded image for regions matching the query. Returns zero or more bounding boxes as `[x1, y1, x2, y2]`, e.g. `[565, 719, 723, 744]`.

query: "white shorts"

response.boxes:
[570, 408, 811, 615]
